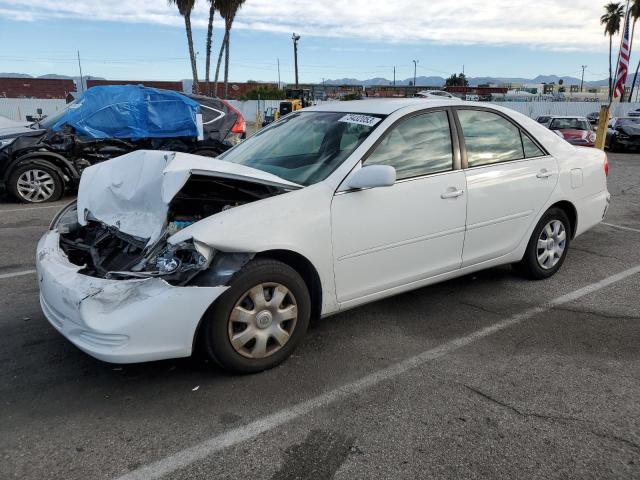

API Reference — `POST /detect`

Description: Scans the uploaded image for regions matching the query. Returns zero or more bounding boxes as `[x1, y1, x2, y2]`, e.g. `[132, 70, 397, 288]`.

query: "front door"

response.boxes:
[331, 110, 467, 304]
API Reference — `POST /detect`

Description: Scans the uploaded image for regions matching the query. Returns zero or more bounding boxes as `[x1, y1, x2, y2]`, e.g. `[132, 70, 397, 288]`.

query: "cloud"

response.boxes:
[0, 0, 615, 51]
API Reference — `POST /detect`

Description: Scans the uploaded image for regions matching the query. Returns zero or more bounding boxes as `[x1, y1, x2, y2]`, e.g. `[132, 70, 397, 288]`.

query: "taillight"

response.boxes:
[221, 99, 246, 135]
[604, 155, 609, 177]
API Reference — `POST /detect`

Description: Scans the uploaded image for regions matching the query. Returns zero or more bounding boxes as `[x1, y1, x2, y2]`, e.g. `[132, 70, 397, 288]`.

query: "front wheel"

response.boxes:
[514, 207, 571, 280]
[201, 259, 311, 373]
[8, 162, 64, 203]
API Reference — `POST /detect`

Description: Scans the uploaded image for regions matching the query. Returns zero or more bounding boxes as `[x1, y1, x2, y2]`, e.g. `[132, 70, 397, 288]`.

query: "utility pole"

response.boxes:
[412, 59, 418, 87]
[277, 58, 281, 89]
[580, 65, 587, 92]
[292, 33, 301, 88]
[77, 50, 84, 94]
[393, 66, 396, 86]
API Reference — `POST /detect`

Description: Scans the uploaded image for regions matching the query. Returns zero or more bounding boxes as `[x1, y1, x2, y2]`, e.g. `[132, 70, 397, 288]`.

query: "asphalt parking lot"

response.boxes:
[1, 153, 639, 480]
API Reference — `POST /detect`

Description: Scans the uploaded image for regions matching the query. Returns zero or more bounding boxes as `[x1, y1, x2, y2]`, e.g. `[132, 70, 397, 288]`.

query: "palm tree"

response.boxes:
[213, 0, 246, 98]
[601, 2, 625, 102]
[627, 0, 640, 101]
[204, 0, 216, 96]
[169, 0, 199, 94]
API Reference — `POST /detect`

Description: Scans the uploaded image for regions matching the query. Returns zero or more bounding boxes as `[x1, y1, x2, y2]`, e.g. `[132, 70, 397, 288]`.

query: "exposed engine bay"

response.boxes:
[56, 175, 290, 285]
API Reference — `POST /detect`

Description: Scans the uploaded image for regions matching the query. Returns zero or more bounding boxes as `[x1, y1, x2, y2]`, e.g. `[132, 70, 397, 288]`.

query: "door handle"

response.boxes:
[536, 169, 553, 179]
[441, 188, 464, 199]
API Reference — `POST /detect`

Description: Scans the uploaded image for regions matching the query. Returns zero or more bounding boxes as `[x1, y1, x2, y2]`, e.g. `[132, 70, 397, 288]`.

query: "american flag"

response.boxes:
[614, 9, 631, 98]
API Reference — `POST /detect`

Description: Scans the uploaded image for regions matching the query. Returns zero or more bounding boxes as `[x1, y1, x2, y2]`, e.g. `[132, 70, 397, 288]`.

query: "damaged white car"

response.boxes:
[37, 100, 610, 373]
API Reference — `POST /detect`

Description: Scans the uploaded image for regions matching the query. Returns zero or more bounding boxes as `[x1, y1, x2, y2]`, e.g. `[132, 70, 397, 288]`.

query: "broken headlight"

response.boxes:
[49, 200, 79, 233]
[106, 241, 211, 285]
[153, 243, 208, 274]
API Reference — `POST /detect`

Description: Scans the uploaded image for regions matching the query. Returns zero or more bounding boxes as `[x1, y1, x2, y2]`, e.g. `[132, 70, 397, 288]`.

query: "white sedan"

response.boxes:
[37, 99, 610, 373]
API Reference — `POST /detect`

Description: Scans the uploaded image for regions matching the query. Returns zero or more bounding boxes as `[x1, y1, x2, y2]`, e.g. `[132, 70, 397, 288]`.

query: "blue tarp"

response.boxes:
[51, 85, 200, 139]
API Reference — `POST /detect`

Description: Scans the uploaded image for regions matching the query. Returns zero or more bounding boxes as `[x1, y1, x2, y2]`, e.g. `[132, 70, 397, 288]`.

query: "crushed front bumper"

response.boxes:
[36, 230, 227, 363]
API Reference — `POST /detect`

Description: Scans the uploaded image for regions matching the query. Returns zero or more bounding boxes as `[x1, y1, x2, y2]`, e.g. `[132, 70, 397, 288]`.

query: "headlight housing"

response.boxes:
[49, 200, 79, 232]
[0, 137, 16, 149]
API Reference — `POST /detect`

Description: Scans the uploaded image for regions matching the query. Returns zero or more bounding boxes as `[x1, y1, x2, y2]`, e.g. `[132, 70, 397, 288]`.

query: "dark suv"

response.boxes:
[0, 85, 246, 203]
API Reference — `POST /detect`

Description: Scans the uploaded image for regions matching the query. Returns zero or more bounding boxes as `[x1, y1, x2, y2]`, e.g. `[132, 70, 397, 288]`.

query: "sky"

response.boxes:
[0, 0, 632, 84]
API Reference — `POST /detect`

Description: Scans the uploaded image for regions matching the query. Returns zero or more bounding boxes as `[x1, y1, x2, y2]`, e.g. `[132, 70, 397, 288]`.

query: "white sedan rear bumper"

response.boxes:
[36, 230, 227, 364]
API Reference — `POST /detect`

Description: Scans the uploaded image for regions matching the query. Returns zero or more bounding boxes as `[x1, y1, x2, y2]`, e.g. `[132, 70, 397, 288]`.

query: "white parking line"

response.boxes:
[0, 204, 61, 214]
[0, 269, 36, 280]
[602, 222, 640, 234]
[114, 264, 640, 480]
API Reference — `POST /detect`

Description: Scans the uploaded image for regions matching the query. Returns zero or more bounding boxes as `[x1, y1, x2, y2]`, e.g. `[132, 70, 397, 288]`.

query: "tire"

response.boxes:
[514, 207, 571, 280]
[8, 162, 64, 203]
[192, 148, 223, 158]
[201, 258, 311, 373]
[609, 137, 623, 153]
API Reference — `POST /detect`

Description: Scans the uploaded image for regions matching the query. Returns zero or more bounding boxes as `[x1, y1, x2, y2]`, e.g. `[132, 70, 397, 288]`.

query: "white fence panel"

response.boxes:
[227, 100, 282, 122]
[0, 98, 67, 121]
[489, 101, 640, 119]
[5, 97, 637, 125]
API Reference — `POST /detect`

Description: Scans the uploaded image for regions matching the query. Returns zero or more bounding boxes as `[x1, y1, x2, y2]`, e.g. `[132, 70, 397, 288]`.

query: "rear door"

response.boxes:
[454, 108, 558, 267]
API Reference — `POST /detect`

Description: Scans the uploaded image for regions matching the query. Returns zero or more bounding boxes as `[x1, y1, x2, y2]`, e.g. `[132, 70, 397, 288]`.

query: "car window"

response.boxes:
[217, 111, 383, 186]
[617, 118, 640, 126]
[537, 116, 550, 123]
[266, 116, 325, 156]
[549, 118, 591, 131]
[457, 110, 524, 167]
[521, 132, 545, 158]
[340, 123, 371, 151]
[364, 110, 453, 180]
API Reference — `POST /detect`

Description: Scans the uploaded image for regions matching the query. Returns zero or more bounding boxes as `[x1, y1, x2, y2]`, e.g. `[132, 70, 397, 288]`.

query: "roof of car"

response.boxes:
[305, 98, 464, 115]
[547, 116, 589, 120]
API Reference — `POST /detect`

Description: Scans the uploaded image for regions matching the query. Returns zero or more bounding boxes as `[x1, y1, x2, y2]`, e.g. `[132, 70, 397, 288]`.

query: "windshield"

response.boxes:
[618, 117, 640, 126]
[36, 100, 77, 129]
[549, 118, 591, 131]
[218, 111, 384, 186]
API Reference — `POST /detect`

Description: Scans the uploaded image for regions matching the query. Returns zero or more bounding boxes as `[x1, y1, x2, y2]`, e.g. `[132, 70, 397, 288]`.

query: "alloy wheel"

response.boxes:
[227, 282, 298, 359]
[16, 169, 56, 203]
[536, 220, 566, 270]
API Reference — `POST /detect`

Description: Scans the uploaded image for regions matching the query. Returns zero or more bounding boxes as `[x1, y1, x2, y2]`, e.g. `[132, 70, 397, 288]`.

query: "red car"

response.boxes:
[547, 116, 596, 147]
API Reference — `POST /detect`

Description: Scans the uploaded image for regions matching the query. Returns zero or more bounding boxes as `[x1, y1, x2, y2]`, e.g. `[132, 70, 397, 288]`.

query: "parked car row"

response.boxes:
[0, 85, 246, 203]
[536, 112, 640, 152]
[536, 115, 596, 148]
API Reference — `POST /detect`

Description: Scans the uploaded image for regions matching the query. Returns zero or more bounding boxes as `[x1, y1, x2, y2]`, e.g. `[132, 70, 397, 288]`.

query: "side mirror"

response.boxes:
[346, 165, 396, 190]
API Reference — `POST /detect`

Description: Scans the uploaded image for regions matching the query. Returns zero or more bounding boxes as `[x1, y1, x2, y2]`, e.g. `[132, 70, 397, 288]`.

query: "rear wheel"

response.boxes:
[514, 207, 571, 280]
[201, 259, 310, 373]
[8, 162, 64, 203]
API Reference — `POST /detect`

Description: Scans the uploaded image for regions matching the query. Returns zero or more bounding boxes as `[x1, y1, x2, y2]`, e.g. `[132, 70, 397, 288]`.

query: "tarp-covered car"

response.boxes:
[0, 85, 245, 203]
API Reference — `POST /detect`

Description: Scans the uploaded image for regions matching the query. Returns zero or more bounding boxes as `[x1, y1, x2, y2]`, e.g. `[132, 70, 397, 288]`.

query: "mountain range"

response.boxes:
[323, 74, 610, 87]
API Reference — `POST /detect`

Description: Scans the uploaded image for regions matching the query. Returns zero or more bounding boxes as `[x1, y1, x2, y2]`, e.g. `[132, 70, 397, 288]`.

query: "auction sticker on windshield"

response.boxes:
[338, 114, 382, 127]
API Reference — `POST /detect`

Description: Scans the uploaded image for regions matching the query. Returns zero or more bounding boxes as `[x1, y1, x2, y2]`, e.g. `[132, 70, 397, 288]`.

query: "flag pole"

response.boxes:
[596, 0, 631, 150]
[613, 0, 631, 103]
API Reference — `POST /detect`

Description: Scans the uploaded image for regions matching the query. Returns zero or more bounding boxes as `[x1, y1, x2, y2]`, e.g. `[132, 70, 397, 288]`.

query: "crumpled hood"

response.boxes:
[76, 150, 300, 245]
[619, 124, 640, 136]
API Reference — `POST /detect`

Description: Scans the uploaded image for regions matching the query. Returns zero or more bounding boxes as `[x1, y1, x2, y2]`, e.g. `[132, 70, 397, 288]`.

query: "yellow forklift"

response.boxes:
[274, 88, 312, 120]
